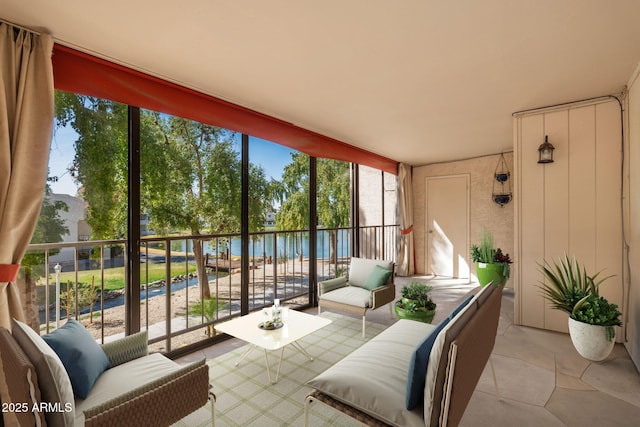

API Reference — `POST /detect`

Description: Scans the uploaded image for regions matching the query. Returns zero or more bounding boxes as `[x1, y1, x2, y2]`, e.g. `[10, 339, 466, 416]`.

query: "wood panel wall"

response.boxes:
[514, 99, 623, 335]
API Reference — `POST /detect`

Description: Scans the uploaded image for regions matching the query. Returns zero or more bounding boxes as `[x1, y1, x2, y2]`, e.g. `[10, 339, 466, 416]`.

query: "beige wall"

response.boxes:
[627, 65, 640, 369]
[514, 99, 624, 336]
[412, 153, 515, 282]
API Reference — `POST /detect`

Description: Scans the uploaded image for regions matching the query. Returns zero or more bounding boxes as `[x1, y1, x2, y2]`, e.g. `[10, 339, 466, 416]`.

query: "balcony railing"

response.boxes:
[24, 225, 398, 354]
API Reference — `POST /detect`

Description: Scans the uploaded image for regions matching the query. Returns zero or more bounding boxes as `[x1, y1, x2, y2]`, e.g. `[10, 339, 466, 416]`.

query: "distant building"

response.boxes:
[51, 193, 91, 242]
[48, 193, 94, 269]
[265, 211, 276, 227]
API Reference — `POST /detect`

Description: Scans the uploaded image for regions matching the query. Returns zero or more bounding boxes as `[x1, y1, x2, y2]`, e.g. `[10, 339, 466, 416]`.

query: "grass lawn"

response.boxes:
[48, 262, 198, 291]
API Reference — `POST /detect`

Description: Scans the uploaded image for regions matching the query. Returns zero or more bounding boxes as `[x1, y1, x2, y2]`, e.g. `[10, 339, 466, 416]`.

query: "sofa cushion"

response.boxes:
[74, 352, 184, 425]
[101, 330, 148, 368]
[405, 294, 474, 409]
[318, 285, 372, 308]
[308, 319, 434, 427]
[318, 276, 348, 295]
[12, 319, 75, 427]
[348, 258, 393, 288]
[362, 265, 393, 291]
[42, 319, 110, 399]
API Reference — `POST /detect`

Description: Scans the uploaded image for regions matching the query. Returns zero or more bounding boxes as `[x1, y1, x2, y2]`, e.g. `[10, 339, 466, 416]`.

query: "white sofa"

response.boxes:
[306, 282, 503, 426]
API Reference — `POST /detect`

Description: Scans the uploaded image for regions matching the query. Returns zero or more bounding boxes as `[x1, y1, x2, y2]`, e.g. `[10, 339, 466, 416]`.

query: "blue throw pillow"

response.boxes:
[42, 319, 110, 399]
[405, 320, 448, 410]
[404, 294, 474, 410]
[362, 265, 392, 290]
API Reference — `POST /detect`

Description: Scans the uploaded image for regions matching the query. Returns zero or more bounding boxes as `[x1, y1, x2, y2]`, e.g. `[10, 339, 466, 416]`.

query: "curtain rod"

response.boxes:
[0, 17, 44, 36]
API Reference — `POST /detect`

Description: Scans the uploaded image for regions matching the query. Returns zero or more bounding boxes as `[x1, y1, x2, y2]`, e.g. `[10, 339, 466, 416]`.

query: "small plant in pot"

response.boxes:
[470, 229, 512, 287]
[394, 281, 437, 323]
[538, 254, 621, 361]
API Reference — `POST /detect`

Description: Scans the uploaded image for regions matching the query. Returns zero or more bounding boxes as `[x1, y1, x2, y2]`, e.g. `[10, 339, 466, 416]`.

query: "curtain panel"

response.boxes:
[397, 163, 415, 276]
[0, 24, 54, 330]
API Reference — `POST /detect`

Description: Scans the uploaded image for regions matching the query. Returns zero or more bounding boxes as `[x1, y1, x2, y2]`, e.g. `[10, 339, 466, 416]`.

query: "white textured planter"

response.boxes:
[568, 317, 615, 362]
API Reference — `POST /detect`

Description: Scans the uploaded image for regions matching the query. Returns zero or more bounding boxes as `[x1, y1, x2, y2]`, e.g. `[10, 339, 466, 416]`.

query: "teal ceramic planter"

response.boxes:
[475, 262, 507, 287]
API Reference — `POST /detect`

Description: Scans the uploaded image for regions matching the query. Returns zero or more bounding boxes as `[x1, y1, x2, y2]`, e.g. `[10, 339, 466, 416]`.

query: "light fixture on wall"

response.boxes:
[537, 136, 555, 163]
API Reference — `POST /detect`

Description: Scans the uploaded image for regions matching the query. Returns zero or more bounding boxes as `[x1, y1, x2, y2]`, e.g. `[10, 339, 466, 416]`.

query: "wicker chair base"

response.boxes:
[304, 389, 391, 427]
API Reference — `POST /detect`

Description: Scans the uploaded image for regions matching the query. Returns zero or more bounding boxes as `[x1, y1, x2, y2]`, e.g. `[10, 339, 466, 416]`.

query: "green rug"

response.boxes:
[172, 312, 387, 426]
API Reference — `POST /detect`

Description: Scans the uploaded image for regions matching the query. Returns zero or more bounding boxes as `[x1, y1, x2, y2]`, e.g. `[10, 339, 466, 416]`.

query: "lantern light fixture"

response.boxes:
[538, 135, 555, 164]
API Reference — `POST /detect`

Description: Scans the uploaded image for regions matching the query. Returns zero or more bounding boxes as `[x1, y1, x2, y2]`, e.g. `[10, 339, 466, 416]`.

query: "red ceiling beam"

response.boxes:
[52, 44, 398, 174]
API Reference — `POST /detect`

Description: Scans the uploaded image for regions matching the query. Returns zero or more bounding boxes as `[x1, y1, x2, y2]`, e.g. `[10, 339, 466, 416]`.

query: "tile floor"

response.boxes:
[177, 276, 640, 426]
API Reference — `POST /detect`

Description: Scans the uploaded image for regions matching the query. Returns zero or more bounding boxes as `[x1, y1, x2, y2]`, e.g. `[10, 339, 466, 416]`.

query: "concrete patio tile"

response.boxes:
[582, 358, 640, 408]
[609, 342, 633, 360]
[546, 388, 640, 427]
[555, 372, 595, 391]
[476, 354, 555, 406]
[504, 324, 576, 356]
[460, 391, 564, 427]
[554, 350, 591, 378]
[492, 334, 556, 371]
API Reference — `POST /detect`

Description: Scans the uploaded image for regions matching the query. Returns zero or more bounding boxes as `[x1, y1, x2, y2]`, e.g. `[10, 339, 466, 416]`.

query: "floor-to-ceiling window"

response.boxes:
[23, 60, 398, 355]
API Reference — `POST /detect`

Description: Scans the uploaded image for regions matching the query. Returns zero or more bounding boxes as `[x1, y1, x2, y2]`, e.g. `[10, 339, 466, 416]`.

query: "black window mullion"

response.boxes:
[241, 134, 250, 314]
[126, 106, 141, 335]
[309, 157, 317, 306]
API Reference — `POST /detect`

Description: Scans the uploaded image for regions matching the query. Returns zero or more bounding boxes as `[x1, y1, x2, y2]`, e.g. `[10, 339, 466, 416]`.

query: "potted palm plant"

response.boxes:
[470, 229, 511, 287]
[538, 254, 621, 361]
[394, 281, 437, 323]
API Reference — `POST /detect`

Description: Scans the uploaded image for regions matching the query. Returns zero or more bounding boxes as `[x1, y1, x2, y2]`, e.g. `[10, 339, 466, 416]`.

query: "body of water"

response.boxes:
[152, 229, 352, 260]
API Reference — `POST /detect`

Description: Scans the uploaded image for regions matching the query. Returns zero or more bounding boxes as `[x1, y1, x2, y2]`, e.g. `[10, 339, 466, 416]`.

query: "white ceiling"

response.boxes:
[2, 0, 640, 166]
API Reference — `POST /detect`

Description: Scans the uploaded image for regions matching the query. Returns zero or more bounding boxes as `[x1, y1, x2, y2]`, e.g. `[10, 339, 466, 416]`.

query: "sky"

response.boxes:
[48, 124, 295, 196]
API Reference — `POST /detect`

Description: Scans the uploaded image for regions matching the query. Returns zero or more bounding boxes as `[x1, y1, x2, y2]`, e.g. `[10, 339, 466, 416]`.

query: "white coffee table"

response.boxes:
[216, 309, 331, 384]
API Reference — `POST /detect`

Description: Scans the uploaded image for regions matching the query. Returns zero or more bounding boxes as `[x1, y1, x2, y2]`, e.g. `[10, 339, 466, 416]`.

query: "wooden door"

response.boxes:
[426, 175, 470, 278]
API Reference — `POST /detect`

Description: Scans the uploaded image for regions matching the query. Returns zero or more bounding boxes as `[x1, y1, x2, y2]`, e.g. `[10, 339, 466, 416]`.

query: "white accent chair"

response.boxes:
[317, 257, 395, 337]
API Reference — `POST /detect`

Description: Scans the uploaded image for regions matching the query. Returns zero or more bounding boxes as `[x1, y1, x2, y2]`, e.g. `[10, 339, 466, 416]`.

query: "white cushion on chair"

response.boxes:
[74, 352, 181, 425]
[319, 286, 372, 308]
[348, 258, 394, 288]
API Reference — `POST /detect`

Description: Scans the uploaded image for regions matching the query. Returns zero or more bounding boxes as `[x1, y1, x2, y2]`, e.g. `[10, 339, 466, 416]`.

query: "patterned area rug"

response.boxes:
[173, 312, 387, 426]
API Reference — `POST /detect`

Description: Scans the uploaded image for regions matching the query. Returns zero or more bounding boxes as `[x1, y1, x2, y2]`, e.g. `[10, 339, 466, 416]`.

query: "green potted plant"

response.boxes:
[470, 229, 511, 287]
[394, 281, 436, 323]
[538, 254, 621, 361]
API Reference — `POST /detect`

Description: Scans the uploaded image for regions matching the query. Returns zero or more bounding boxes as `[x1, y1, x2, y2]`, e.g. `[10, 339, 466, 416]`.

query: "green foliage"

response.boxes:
[396, 281, 436, 312]
[571, 294, 622, 341]
[538, 254, 621, 334]
[60, 281, 97, 316]
[188, 297, 222, 337]
[276, 153, 350, 230]
[56, 92, 129, 239]
[470, 229, 512, 280]
[471, 230, 495, 263]
[538, 254, 614, 317]
[571, 294, 622, 326]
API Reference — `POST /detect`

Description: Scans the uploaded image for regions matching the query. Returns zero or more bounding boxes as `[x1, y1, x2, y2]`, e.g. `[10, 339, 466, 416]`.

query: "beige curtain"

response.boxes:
[0, 23, 54, 330]
[397, 163, 415, 276]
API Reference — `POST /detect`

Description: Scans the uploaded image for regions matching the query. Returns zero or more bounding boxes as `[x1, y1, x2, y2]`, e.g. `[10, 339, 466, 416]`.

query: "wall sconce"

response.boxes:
[537, 135, 555, 163]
